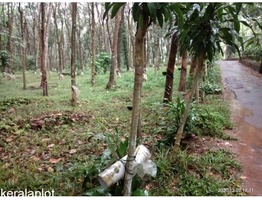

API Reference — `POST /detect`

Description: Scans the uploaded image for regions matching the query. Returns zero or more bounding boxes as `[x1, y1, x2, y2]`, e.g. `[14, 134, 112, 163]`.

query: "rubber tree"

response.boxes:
[104, 2, 180, 196]
[178, 51, 187, 91]
[163, 31, 179, 103]
[91, 3, 96, 86]
[18, 3, 27, 90]
[173, 3, 245, 154]
[71, 3, 77, 106]
[106, 6, 122, 89]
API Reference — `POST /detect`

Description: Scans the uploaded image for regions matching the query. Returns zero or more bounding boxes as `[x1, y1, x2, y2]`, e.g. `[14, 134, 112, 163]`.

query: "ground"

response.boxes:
[0, 63, 258, 196]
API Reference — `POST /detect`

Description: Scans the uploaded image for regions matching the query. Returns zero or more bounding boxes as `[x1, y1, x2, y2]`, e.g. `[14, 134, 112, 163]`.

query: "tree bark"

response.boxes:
[40, 3, 53, 96]
[106, 16, 113, 51]
[119, 7, 130, 71]
[18, 3, 27, 90]
[6, 3, 13, 73]
[127, 5, 135, 70]
[91, 3, 96, 86]
[77, 10, 84, 73]
[123, 11, 150, 196]
[106, 8, 122, 89]
[71, 3, 77, 106]
[173, 52, 205, 155]
[53, 3, 63, 73]
[40, 2, 48, 96]
[163, 32, 178, 103]
[178, 51, 188, 91]
[189, 55, 197, 77]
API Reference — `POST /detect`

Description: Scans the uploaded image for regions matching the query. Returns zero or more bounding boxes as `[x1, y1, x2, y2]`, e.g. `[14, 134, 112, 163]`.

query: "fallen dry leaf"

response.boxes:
[48, 143, 55, 148]
[69, 149, 77, 154]
[32, 156, 41, 161]
[3, 163, 11, 169]
[49, 158, 62, 164]
[6, 136, 15, 142]
[37, 167, 43, 172]
[47, 166, 54, 173]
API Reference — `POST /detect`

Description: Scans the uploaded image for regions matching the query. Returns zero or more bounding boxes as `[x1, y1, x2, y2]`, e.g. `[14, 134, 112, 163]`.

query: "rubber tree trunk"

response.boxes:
[40, 2, 48, 96]
[173, 52, 205, 155]
[91, 3, 96, 86]
[178, 51, 187, 91]
[106, 7, 122, 89]
[53, 4, 63, 73]
[163, 32, 178, 103]
[189, 55, 197, 77]
[71, 3, 77, 106]
[18, 3, 27, 90]
[123, 15, 149, 196]
[40, 3, 52, 96]
[7, 3, 13, 74]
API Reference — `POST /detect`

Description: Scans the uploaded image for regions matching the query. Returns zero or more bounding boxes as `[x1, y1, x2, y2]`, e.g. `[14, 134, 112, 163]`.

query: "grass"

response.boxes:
[0, 65, 244, 196]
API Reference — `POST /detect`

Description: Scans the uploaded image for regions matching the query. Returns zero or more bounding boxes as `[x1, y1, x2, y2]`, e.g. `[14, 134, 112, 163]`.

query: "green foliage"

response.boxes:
[104, 3, 179, 28]
[191, 107, 232, 138]
[179, 3, 244, 62]
[200, 81, 222, 95]
[156, 97, 195, 145]
[242, 45, 262, 61]
[174, 149, 241, 196]
[0, 50, 9, 68]
[201, 65, 223, 96]
[152, 147, 242, 196]
[95, 52, 111, 74]
[155, 84, 232, 144]
[132, 189, 149, 196]
[105, 128, 129, 159]
[27, 55, 36, 70]
[0, 98, 31, 111]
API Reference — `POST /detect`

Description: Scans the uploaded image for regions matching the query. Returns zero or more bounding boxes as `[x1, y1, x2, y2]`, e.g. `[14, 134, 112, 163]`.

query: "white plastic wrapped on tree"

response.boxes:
[98, 145, 157, 189]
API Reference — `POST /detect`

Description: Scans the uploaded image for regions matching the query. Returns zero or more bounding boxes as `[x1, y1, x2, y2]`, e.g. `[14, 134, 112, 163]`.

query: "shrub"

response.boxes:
[95, 52, 111, 74]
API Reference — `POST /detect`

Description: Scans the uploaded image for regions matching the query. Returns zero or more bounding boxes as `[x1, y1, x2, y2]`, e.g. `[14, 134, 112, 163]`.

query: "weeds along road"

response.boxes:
[218, 60, 262, 196]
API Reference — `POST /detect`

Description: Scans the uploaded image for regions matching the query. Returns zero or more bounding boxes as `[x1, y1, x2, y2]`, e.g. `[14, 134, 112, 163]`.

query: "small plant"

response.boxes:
[191, 106, 232, 139]
[82, 129, 150, 196]
[243, 45, 262, 61]
[156, 97, 195, 145]
[200, 81, 222, 95]
[95, 52, 111, 74]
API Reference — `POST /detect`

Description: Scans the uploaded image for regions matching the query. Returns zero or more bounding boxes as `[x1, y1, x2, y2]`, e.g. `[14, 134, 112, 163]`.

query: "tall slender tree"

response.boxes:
[18, 3, 27, 90]
[6, 3, 13, 74]
[163, 32, 179, 103]
[106, 7, 122, 89]
[91, 3, 96, 86]
[40, 2, 48, 96]
[40, 2, 53, 96]
[178, 50, 187, 91]
[71, 3, 77, 106]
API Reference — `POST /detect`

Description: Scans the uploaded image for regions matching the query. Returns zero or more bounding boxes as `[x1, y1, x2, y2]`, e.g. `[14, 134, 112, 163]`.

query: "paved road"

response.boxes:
[218, 60, 262, 196]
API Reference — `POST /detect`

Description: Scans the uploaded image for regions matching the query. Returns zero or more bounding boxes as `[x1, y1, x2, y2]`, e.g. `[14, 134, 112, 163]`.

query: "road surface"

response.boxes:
[218, 60, 262, 196]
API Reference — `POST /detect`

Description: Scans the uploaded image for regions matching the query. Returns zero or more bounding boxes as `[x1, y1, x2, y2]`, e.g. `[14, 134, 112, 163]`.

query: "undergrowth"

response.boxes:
[0, 65, 243, 196]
